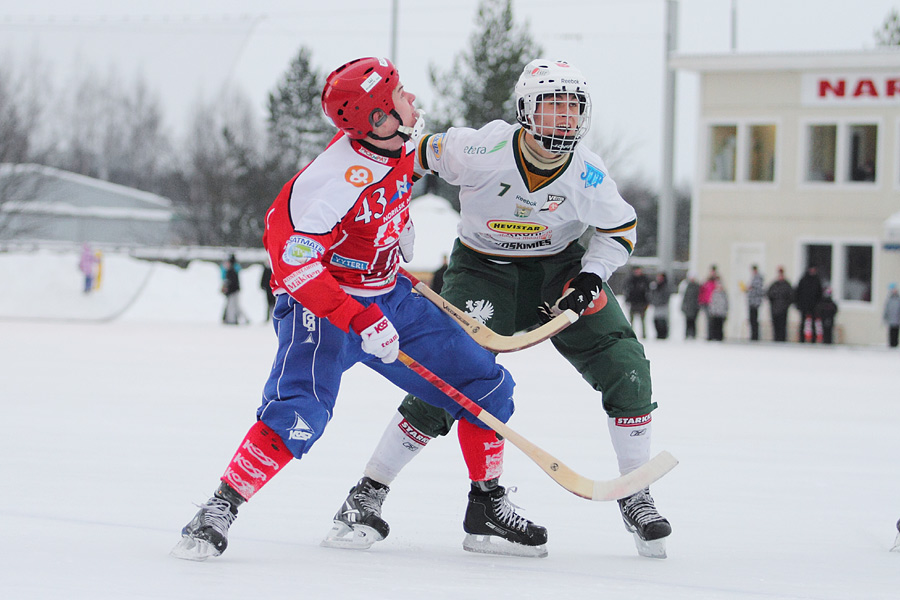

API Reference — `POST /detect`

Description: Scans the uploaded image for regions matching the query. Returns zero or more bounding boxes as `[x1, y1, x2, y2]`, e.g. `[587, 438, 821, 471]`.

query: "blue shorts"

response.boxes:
[257, 274, 515, 458]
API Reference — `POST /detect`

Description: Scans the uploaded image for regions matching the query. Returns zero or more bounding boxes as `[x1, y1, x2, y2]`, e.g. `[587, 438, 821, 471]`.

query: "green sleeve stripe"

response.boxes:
[612, 236, 634, 254]
[596, 219, 637, 234]
[417, 135, 433, 171]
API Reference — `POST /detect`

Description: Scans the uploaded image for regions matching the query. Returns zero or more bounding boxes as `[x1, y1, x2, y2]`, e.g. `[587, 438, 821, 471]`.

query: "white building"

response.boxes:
[0, 164, 178, 247]
[671, 49, 900, 345]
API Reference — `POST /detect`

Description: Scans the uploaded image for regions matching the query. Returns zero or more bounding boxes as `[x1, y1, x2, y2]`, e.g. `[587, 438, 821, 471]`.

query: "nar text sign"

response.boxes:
[801, 72, 900, 106]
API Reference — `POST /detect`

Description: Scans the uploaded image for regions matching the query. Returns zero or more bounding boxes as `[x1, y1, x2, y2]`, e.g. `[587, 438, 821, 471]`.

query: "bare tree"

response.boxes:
[0, 59, 51, 240]
[45, 66, 174, 193]
[165, 89, 265, 246]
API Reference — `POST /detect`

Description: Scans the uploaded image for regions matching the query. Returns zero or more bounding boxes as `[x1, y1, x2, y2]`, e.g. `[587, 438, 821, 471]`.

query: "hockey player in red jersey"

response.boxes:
[171, 57, 546, 561]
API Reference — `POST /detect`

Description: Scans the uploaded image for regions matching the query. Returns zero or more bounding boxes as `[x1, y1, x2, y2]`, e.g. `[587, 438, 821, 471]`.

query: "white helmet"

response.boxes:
[515, 59, 591, 154]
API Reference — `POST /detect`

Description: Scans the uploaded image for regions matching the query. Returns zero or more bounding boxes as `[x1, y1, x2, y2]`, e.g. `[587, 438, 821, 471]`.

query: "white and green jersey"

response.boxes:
[415, 119, 637, 281]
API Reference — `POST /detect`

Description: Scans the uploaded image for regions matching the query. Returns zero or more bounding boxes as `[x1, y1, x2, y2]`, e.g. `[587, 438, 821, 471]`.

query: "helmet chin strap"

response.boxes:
[368, 109, 412, 142]
[368, 109, 424, 143]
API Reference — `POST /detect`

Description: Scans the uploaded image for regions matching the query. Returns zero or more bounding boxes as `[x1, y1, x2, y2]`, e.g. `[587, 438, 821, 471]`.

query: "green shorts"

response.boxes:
[400, 239, 655, 438]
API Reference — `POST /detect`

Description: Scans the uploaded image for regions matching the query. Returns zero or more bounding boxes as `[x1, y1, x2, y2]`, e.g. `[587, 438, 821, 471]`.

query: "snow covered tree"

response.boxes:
[423, 0, 541, 206]
[266, 47, 331, 174]
[427, 0, 542, 131]
[875, 9, 900, 46]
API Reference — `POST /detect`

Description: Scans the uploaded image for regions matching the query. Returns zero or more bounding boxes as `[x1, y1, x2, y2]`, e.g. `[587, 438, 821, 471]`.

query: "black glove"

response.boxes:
[538, 272, 604, 324]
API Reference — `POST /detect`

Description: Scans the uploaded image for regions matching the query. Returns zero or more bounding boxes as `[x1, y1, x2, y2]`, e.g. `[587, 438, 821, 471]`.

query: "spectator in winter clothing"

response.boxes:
[814, 288, 838, 344]
[707, 280, 729, 341]
[884, 283, 900, 348]
[79, 243, 98, 294]
[680, 274, 701, 339]
[697, 265, 718, 340]
[648, 272, 671, 340]
[221, 254, 246, 325]
[624, 266, 651, 338]
[766, 267, 794, 342]
[795, 266, 823, 343]
[742, 264, 765, 341]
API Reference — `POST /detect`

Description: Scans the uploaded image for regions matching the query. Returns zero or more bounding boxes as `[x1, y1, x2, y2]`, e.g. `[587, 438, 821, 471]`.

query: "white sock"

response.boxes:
[363, 411, 432, 485]
[607, 415, 652, 475]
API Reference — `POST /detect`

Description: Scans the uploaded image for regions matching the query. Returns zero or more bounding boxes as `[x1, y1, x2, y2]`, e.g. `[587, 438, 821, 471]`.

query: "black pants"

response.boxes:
[684, 317, 697, 339]
[890, 326, 899, 348]
[708, 316, 725, 341]
[654, 318, 669, 340]
[749, 305, 760, 340]
[772, 312, 788, 342]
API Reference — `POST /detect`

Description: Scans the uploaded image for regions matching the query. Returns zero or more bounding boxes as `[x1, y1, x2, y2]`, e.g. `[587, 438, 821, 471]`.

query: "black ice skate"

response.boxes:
[321, 476, 390, 550]
[462, 480, 548, 558]
[170, 483, 243, 561]
[618, 487, 671, 559]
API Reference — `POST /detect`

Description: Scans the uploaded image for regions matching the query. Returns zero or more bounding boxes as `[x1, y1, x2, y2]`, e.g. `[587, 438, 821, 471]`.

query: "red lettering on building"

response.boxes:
[853, 79, 878, 97]
[818, 79, 845, 98]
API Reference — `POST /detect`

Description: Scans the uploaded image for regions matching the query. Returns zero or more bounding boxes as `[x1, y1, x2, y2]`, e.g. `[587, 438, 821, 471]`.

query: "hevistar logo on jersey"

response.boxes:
[345, 166, 374, 187]
[487, 220, 547, 235]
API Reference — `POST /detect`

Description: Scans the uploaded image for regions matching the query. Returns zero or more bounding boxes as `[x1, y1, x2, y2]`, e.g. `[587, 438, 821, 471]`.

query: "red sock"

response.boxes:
[221, 420, 294, 501]
[457, 418, 504, 481]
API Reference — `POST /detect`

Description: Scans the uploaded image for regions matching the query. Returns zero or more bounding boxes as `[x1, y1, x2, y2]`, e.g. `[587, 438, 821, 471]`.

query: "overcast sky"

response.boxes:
[1, 0, 898, 185]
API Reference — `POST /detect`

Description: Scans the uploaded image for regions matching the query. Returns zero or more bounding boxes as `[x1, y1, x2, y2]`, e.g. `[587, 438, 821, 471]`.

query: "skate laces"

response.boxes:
[492, 486, 531, 532]
[621, 488, 662, 526]
[354, 483, 389, 516]
[196, 497, 236, 533]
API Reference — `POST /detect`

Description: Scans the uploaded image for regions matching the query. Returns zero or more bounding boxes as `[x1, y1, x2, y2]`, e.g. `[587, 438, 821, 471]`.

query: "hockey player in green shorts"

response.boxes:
[325, 58, 671, 558]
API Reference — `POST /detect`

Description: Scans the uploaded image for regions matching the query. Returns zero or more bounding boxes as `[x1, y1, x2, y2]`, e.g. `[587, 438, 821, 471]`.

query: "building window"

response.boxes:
[705, 122, 778, 183]
[802, 242, 873, 304]
[848, 124, 877, 182]
[804, 121, 879, 184]
[805, 244, 833, 284]
[748, 124, 776, 182]
[843, 245, 872, 302]
[708, 125, 737, 181]
[806, 125, 836, 182]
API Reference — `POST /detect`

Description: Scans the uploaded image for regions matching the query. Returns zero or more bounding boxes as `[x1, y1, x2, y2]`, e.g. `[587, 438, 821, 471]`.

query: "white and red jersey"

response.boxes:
[263, 133, 416, 332]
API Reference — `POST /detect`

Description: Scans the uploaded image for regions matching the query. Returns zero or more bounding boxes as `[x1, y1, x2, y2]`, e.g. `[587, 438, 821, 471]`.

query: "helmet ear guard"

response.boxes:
[322, 57, 407, 141]
[515, 59, 592, 154]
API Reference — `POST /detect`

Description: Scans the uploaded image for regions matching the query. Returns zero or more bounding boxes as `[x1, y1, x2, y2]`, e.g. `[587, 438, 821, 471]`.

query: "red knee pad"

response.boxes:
[221, 420, 294, 501]
[457, 418, 504, 481]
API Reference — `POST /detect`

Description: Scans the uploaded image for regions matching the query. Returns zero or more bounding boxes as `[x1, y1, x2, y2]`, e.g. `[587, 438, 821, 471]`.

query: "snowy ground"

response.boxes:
[2, 250, 900, 599]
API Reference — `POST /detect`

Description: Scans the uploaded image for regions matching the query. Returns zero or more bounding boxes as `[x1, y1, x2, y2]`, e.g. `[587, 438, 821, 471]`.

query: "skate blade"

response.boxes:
[891, 532, 900, 552]
[320, 521, 383, 550]
[462, 533, 548, 558]
[632, 533, 667, 559]
[170, 536, 221, 561]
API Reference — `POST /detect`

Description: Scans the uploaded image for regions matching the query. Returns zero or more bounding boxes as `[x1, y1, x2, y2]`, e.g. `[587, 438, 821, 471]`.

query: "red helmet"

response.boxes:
[322, 57, 401, 140]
